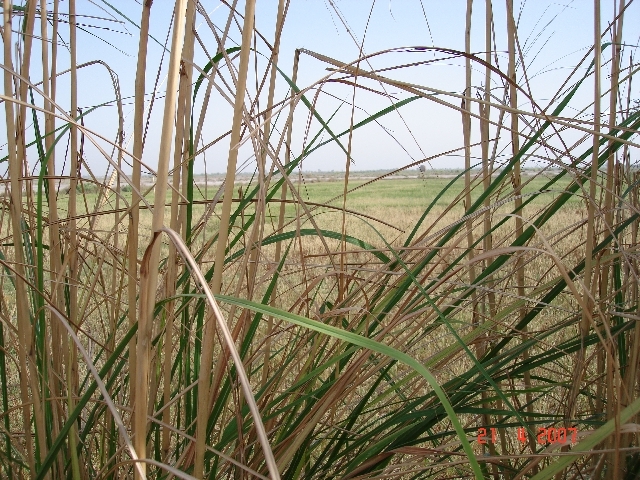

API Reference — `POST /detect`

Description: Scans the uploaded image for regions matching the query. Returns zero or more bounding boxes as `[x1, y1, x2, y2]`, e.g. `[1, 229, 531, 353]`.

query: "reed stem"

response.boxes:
[135, 1, 189, 477]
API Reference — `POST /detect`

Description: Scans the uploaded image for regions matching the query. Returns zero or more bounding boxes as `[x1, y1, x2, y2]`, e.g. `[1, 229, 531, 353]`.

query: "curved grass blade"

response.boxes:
[216, 295, 484, 479]
[36, 323, 137, 480]
[226, 228, 391, 265]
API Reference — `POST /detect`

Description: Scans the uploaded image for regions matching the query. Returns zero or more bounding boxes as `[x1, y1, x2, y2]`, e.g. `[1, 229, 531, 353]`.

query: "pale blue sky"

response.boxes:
[5, 1, 639, 177]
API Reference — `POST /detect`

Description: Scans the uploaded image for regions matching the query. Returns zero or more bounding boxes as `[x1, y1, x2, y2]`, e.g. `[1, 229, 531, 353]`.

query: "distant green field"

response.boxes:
[282, 173, 581, 213]
[84, 172, 583, 237]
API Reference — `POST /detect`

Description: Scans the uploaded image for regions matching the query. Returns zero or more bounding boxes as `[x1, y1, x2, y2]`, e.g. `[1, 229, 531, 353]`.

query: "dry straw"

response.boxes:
[0, 1, 638, 479]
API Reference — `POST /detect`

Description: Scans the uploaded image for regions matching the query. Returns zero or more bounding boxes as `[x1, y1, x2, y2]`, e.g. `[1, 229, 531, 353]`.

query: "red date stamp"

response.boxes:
[477, 427, 578, 445]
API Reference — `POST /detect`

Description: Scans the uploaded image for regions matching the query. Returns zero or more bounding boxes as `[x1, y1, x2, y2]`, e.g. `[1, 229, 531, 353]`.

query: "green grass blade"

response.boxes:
[216, 294, 484, 479]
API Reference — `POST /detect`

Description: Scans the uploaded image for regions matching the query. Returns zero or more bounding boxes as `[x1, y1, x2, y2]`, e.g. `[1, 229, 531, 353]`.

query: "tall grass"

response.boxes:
[0, 1, 638, 479]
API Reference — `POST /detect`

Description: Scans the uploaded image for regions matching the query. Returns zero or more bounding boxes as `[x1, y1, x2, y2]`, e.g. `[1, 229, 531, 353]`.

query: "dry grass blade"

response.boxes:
[2, 1, 40, 473]
[161, 226, 280, 480]
[127, 0, 152, 417]
[210, 0, 256, 296]
[135, 1, 188, 477]
[0, 2, 638, 478]
[46, 306, 146, 480]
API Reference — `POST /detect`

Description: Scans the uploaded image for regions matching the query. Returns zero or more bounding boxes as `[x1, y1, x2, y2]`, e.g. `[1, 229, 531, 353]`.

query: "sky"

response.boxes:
[4, 0, 639, 177]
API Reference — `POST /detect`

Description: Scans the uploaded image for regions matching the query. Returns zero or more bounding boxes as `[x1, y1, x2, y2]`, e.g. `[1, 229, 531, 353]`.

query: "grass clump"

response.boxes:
[0, 1, 638, 479]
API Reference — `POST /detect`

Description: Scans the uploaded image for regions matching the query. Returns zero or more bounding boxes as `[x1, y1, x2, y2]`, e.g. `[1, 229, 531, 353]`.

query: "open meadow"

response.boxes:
[0, 1, 639, 479]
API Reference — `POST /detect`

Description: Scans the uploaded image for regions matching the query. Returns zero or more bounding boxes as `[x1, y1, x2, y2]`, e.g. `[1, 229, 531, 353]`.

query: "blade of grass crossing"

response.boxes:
[216, 295, 484, 479]
[36, 323, 138, 480]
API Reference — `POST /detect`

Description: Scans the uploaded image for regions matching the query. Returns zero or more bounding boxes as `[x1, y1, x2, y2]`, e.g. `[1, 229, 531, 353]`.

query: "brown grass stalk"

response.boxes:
[192, 1, 237, 158]
[2, 2, 37, 473]
[50, 3, 66, 473]
[128, 0, 153, 415]
[463, 0, 479, 360]
[13, 0, 50, 471]
[135, 0, 189, 477]
[234, 10, 291, 454]
[162, 0, 196, 459]
[480, 0, 501, 469]
[209, 0, 255, 295]
[242, 0, 288, 359]
[579, 0, 602, 381]
[626, 172, 640, 408]
[506, 0, 538, 468]
[264, 45, 298, 390]
[195, 0, 256, 476]
[39, 0, 65, 472]
[601, 2, 626, 476]
[338, 25, 370, 306]
[569, 4, 603, 428]
[481, 0, 495, 323]
[573, 3, 604, 477]
[178, 2, 196, 243]
[66, 1, 82, 475]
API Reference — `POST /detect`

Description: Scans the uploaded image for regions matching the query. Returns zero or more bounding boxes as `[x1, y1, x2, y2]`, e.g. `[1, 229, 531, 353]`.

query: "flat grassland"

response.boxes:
[92, 169, 580, 252]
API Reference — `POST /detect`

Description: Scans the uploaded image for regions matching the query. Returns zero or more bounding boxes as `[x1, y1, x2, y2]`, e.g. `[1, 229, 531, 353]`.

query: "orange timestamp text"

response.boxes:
[477, 427, 578, 445]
